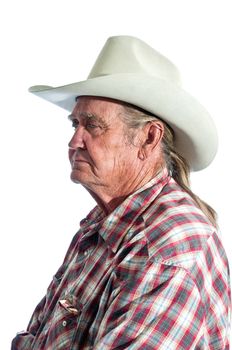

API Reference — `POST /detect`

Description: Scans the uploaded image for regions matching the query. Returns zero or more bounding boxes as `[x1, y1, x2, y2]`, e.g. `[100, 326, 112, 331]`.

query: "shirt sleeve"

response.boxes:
[93, 261, 204, 350]
[11, 296, 46, 350]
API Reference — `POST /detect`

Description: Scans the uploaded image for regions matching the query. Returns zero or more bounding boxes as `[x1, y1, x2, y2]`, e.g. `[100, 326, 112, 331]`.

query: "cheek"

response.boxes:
[113, 146, 138, 171]
[91, 136, 136, 170]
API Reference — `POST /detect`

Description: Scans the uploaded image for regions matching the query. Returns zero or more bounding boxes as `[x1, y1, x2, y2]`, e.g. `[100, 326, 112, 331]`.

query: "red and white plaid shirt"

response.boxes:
[12, 168, 231, 349]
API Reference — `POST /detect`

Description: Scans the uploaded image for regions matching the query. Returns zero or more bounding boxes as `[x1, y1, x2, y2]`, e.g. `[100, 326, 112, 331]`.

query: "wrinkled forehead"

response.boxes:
[72, 96, 125, 119]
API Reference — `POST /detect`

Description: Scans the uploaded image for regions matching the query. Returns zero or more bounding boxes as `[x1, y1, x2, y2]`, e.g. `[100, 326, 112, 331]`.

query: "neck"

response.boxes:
[84, 165, 163, 215]
[85, 189, 127, 215]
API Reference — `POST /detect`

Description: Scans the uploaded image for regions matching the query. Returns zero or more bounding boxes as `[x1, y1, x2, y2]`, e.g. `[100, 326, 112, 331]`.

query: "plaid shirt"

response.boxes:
[12, 169, 231, 350]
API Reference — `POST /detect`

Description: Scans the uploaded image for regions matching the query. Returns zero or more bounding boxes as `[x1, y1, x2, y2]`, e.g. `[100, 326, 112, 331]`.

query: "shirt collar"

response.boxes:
[97, 167, 170, 253]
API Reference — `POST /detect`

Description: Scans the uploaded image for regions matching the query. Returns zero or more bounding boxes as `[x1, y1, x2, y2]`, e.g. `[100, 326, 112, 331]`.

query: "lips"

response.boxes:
[74, 158, 88, 163]
[69, 149, 92, 168]
[71, 157, 89, 169]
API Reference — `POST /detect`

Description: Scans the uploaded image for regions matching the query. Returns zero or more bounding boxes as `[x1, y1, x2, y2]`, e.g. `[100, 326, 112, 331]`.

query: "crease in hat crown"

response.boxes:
[88, 35, 182, 85]
[28, 35, 218, 172]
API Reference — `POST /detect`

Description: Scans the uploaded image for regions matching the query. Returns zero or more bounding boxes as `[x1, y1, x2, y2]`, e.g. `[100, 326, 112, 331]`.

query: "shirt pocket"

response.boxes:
[41, 262, 68, 316]
[44, 294, 82, 349]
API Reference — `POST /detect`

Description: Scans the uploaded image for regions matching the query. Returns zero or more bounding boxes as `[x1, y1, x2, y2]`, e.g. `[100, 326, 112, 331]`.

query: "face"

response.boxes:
[68, 97, 141, 196]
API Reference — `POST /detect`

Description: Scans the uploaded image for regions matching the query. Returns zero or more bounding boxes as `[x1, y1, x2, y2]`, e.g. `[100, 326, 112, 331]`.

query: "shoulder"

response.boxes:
[142, 178, 216, 268]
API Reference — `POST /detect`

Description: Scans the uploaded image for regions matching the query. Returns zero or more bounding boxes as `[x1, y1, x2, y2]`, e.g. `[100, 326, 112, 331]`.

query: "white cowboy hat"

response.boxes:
[29, 35, 218, 171]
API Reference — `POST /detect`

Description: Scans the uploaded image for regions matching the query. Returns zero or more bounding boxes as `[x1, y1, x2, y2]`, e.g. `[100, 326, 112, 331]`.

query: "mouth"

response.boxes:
[73, 157, 89, 163]
[71, 158, 89, 169]
[69, 149, 92, 169]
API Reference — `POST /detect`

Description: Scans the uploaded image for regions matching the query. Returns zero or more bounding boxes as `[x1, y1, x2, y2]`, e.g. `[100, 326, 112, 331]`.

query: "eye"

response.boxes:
[86, 123, 99, 130]
[71, 119, 79, 129]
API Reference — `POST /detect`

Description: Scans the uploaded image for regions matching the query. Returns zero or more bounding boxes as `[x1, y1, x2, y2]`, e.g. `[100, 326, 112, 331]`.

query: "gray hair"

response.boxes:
[119, 101, 217, 227]
[118, 103, 174, 175]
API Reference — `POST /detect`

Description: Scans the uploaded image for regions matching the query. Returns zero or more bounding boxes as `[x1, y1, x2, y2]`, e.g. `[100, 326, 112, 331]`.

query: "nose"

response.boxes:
[68, 126, 86, 150]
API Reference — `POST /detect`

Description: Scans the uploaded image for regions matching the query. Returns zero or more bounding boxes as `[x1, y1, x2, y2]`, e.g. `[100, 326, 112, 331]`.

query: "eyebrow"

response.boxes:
[67, 112, 109, 129]
[67, 114, 75, 120]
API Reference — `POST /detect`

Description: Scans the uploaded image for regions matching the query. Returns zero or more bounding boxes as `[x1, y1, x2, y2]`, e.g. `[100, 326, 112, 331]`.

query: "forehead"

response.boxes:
[72, 96, 123, 120]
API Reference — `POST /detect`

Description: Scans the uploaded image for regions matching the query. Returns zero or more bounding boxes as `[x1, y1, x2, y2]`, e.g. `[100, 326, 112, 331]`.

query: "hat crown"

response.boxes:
[88, 36, 181, 85]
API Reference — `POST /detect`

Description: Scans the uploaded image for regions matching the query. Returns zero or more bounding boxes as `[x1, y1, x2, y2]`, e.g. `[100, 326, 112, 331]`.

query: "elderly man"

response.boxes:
[12, 36, 230, 349]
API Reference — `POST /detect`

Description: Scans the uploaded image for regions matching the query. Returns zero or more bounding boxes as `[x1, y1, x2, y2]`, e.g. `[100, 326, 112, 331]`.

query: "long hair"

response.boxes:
[119, 102, 217, 227]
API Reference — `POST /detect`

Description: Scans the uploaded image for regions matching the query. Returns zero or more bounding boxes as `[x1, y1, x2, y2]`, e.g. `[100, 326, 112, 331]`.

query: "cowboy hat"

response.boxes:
[29, 35, 218, 171]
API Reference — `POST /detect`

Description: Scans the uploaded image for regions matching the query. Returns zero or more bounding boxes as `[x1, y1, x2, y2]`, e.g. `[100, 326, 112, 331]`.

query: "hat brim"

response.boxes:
[29, 73, 218, 171]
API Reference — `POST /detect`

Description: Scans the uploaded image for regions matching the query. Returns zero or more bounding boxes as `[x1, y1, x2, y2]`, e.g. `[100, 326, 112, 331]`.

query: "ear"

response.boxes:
[138, 121, 164, 160]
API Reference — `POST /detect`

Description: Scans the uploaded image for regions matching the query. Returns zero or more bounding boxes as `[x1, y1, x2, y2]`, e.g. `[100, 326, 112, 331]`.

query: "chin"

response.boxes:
[70, 177, 81, 184]
[70, 170, 102, 193]
[70, 173, 82, 184]
[70, 169, 89, 186]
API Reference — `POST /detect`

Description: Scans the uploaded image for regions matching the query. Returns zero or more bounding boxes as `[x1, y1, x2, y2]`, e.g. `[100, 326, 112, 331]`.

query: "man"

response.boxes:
[12, 36, 230, 349]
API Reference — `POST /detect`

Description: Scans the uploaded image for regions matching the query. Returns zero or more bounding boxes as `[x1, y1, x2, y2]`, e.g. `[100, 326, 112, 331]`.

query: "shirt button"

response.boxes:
[62, 320, 67, 327]
[84, 250, 88, 257]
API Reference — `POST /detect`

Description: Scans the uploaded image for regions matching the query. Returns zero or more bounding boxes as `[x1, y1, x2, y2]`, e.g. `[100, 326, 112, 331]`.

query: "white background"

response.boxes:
[0, 0, 231, 348]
